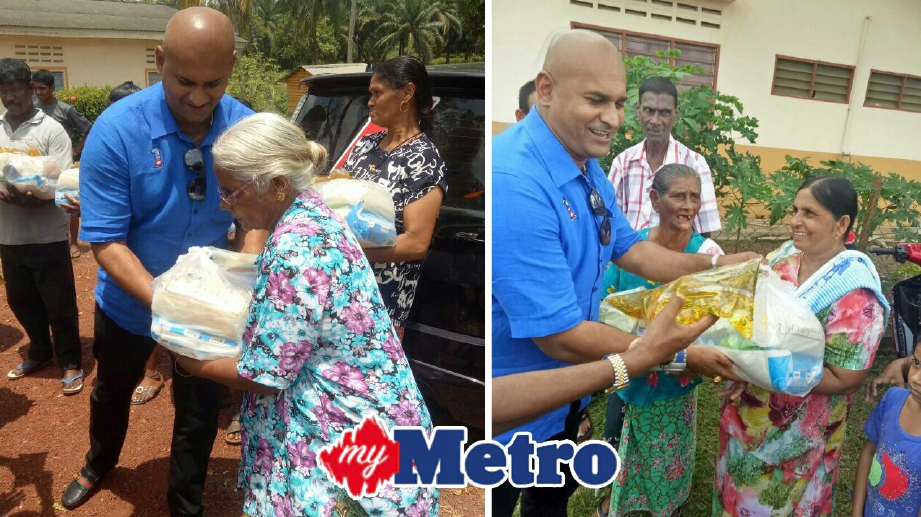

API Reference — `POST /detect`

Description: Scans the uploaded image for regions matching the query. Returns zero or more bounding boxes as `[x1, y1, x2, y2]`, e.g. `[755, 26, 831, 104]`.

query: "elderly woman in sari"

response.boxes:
[177, 113, 437, 516]
[598, 163, 725, 517]
[713, 176, 888, 517]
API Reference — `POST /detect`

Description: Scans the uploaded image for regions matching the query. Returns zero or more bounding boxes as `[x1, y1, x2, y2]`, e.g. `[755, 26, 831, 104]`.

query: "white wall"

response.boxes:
[493, 0, 921, 162]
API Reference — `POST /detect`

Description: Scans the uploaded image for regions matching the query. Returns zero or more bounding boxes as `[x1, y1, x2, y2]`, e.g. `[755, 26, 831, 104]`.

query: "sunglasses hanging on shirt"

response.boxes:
[185, 148, 206, 201]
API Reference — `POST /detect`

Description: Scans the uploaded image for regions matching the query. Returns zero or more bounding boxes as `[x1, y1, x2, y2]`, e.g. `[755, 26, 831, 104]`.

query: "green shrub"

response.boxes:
[56, 85, 111, 124]
[227, 52, 288, 114]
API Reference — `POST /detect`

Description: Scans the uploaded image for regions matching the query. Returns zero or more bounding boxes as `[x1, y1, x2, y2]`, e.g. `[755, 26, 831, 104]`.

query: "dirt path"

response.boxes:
[0, 245, 484, 516]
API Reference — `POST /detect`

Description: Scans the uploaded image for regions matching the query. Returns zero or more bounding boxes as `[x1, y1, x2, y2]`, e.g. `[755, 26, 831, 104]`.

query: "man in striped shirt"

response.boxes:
[609, 76, 721, 236]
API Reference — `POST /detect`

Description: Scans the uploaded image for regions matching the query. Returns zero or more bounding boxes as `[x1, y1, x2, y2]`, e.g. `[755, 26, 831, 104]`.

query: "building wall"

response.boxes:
[0, 35, 161, 89]
[493, 0, 921, 176]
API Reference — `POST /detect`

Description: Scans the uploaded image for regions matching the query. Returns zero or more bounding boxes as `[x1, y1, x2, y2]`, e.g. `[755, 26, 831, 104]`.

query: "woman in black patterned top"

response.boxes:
[344, 56, 448, 333]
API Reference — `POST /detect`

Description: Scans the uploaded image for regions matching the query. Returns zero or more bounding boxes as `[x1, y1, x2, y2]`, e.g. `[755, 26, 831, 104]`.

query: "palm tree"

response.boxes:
[347, 0, 358, 63]
[374, 0, 460, 64]
[280, 0, 345, 64]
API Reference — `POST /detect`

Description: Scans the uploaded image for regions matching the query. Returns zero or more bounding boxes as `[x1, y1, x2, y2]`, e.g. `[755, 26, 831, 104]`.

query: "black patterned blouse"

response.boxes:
[344, 131, 448, 325]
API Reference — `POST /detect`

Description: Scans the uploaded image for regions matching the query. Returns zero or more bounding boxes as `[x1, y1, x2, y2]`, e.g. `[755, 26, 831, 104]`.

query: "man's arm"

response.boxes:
[92, 242, 156, 307]
[614, 240, 759, 285]
[46, 123, 74, 170]
[67, 105, 93, 158]
[692, 152, 721, 234]
[494, 296, 717, 433]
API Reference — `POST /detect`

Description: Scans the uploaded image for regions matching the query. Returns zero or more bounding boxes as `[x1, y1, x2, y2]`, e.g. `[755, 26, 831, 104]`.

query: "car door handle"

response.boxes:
[453, 231, 484, 243]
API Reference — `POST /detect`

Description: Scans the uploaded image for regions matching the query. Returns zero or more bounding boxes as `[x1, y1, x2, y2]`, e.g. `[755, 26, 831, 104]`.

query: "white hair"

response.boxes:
[212, 112, 327, 194]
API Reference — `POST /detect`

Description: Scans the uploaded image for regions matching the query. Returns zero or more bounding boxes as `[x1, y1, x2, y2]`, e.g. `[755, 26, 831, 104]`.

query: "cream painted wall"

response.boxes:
[493, 0, 921, 163]
[0, 35, 160, 89]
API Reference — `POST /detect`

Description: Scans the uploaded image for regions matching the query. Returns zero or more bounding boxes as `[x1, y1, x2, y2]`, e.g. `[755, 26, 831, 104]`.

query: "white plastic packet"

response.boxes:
[602, 265, 826, 395]
[0, 154, 62, 199]
[150, 246, 258, 360]
[55, 167, 79, 207]
[695, 265, 826, 395]
[312, 178, 398, 248]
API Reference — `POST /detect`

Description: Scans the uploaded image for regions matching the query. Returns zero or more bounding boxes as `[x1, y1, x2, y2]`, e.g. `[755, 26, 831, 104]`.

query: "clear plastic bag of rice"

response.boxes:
[150, 247, 258, 360]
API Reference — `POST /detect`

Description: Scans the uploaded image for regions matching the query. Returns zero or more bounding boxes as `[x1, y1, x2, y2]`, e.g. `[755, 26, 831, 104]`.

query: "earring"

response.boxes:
[399, 100, 409, 113]
[276, 191, 285, 201]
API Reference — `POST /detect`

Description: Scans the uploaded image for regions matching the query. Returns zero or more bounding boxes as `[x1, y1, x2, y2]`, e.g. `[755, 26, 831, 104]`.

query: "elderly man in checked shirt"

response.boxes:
[609, 76, 720, 236]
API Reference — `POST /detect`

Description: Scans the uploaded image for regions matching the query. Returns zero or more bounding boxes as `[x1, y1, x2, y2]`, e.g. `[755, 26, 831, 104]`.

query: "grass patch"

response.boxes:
[564, 347, 897, 516]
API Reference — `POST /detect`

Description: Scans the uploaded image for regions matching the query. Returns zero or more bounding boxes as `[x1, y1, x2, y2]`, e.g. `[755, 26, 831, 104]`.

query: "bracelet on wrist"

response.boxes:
[604, 353, 630, 392]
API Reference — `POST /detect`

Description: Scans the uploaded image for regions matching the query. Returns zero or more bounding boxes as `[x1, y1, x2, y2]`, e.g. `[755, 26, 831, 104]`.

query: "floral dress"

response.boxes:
[604, 229, 723, 517]
[344, 131, 448, 325]
[236, 190, 437, 517]
[712, 249, 886, 517]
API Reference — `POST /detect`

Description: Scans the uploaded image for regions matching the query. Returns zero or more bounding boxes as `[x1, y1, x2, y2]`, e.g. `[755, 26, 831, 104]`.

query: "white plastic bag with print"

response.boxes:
[694, 266, 826, 395]
[150, 246, 258, 360]
[0, 153, 62, 199]
[312, 178, 398, 248]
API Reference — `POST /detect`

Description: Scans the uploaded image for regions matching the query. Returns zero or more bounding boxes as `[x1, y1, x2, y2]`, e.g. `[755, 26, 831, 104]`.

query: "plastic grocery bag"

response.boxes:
[55, 167, 79, 207]
[602, 260, 826, 395]
[312, 178, 397, 248]
[150, 247, 258, 360]
[0, 153, 62, 199]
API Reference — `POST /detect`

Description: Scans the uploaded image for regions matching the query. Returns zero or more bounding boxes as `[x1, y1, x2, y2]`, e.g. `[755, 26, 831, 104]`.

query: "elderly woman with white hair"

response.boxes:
[177, 113, 438, 517]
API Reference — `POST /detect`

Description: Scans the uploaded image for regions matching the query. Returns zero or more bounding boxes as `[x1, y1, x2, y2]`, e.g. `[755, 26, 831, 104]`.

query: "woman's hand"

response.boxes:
[60, 194, 80, 216]
[865, 357, 910, 402]
[686, 344, 744, 382]
[718, 380, 749, 400]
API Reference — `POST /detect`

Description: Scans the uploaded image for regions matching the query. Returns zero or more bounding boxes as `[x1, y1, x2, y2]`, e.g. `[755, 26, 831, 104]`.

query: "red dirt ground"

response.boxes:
[0, 244, 484, 517]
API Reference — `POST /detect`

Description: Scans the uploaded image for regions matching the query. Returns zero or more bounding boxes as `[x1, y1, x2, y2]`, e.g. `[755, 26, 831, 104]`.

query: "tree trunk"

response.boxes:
[347, 0, 357, 63]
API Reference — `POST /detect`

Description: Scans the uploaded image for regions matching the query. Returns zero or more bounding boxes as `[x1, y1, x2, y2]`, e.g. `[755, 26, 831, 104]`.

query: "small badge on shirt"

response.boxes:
[151, 147, 163, 168]
[562, 198, 577, 220]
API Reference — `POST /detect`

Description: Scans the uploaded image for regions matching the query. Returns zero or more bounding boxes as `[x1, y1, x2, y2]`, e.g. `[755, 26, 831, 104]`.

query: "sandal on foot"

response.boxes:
[62, 370, 84, 395]
[577, 411, 593, 444]
[7, 359, 51, 380]
[594, 497, 610, 517]
[225, 412, 242, 445]
[131, 372, 164, 405]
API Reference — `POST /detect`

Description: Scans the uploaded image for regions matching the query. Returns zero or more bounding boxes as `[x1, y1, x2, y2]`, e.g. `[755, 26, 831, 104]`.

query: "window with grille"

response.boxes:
[771, 56, 853, 104]
[864, 71, 921, 113]
[147, 70, 161, 86]
[573, 23, 718, 90]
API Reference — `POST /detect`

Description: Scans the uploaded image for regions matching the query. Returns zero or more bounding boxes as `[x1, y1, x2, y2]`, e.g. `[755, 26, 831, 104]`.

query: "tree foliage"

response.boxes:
[226, 52, 287, 114]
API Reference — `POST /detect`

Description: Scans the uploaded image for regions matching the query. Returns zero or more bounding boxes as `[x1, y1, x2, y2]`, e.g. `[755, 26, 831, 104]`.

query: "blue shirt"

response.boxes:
[863, 387, 921, 517]
[79, 83, 253, 336]
[492, 108, 640, 444]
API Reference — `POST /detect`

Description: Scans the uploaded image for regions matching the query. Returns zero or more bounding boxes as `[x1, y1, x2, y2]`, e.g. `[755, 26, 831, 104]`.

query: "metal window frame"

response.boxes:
[770, 55, 854, 105]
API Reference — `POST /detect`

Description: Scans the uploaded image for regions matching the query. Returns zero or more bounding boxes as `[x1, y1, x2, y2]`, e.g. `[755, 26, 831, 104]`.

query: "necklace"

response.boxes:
[369, 131, 422, 172]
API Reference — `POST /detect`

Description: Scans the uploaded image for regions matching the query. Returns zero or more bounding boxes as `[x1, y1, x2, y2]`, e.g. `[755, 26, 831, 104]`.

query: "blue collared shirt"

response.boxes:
[80, 83, 253, 336]
[492, 108, 640, 444]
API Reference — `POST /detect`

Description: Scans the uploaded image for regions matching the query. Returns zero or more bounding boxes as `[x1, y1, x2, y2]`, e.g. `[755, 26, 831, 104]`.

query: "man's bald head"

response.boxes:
[533, 30, 627, 168]
[542, 30, 623, 88]
[156, 7, 238, 133]
[162, 7, 236, 60]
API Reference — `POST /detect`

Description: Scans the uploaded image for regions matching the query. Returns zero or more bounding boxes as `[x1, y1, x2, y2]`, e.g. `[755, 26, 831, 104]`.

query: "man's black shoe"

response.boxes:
[61, 471, 100, 510]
